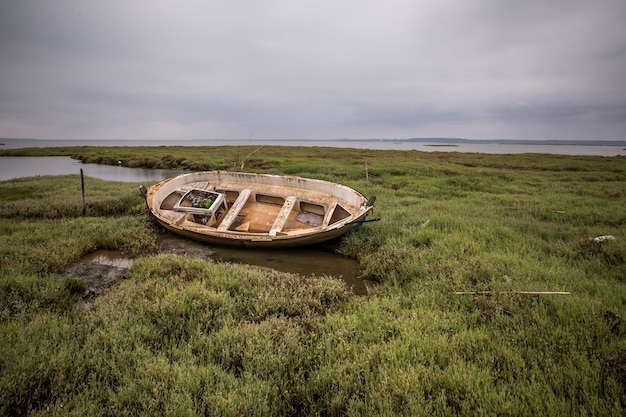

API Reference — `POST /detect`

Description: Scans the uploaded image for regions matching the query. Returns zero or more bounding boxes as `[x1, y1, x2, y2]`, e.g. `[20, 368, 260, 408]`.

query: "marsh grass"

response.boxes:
[0, 175, 146, 219]
[1, 146, 625, 415]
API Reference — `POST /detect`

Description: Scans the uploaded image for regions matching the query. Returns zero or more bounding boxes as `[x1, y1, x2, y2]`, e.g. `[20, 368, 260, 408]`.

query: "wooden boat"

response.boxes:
[142, 171, 376, 247]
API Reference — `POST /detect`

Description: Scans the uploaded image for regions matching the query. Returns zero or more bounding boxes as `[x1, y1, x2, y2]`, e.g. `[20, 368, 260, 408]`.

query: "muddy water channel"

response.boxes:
[66, 235, 373, 298]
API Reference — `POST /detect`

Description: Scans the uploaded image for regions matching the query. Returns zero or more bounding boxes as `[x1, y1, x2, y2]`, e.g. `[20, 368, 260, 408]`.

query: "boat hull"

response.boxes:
[144, 171, 374, 248]
[153, 214, 368, 248]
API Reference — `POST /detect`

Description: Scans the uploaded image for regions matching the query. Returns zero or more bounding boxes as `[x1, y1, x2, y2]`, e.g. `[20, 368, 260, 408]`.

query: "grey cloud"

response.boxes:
[1, 0, 625, 140]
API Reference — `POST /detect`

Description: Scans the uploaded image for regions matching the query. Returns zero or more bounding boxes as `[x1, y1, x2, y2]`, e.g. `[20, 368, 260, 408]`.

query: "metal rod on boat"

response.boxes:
[346, 218, 381, 225]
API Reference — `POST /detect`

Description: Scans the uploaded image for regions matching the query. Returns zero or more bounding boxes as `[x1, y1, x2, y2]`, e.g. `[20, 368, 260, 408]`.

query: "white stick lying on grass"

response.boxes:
[454, 291, 570, 295]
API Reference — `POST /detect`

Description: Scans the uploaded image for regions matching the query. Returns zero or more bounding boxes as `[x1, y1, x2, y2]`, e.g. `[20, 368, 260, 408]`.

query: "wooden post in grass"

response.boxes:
[80, 168, 86, 216]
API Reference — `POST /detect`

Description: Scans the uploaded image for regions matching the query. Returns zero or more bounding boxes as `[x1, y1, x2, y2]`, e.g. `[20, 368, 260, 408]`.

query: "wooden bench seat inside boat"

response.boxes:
[217, 189, 251, 231]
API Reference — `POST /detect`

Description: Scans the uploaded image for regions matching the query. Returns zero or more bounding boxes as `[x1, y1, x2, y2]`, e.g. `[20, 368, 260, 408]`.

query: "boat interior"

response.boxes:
[157, 182, 354, 236]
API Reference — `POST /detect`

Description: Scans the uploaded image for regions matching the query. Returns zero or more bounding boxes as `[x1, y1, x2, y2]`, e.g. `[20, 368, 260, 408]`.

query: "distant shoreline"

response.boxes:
[1, 138, 625, 156]
[1, 137, 626, 147]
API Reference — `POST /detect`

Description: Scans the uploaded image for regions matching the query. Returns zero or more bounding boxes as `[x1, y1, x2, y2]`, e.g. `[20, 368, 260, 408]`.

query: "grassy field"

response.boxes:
[1, 146, 625, 416]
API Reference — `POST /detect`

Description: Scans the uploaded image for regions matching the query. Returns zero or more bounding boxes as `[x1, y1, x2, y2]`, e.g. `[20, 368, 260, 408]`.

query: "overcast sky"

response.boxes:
[1, 0, 625, 141]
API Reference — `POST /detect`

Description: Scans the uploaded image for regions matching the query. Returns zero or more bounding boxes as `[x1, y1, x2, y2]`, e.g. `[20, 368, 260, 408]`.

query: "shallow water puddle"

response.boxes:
[71, 240, 374, 296]
[211, 243, 373, 295]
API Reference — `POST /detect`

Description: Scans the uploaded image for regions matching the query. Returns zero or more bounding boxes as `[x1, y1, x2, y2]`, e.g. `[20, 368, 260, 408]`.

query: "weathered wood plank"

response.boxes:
[217, 189, 251, 231]
[269, 196, 297, 236]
